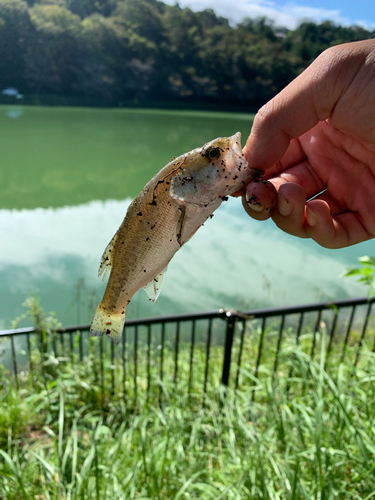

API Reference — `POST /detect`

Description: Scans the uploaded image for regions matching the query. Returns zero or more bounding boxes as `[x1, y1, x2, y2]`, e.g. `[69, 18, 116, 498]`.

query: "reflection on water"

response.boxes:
[6, 107, 23, 119]
[0, 105, 373, 332]
[0, 198, 370, 331]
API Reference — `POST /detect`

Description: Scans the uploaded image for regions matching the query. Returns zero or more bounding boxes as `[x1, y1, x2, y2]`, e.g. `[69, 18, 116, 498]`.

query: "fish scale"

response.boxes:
[90, 132, 256, 344]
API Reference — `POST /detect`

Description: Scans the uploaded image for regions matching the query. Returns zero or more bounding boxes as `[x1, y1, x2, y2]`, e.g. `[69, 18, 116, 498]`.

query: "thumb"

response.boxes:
[243, 42, 368, 171]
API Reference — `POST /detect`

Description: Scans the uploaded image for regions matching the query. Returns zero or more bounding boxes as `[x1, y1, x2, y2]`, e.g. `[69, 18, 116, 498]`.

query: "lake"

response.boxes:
[0, 105, 372, 330]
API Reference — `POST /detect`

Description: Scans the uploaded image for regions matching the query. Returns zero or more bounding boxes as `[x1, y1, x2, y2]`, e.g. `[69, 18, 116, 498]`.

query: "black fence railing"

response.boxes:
[0, 297, 374, 401]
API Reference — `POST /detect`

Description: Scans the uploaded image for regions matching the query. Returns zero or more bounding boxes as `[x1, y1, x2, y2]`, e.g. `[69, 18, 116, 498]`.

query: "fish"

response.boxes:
[90, 132, 256, 345]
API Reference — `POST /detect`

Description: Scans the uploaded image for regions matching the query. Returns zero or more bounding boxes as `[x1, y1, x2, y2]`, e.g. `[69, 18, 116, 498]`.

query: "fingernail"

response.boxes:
[306, 205, 317, 227]
[278, 191, 293, 216]
[245, 191, 264, 212]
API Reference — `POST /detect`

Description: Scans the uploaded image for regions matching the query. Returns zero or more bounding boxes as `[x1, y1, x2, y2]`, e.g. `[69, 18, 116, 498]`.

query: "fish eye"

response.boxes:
[207, 148, 220, 160]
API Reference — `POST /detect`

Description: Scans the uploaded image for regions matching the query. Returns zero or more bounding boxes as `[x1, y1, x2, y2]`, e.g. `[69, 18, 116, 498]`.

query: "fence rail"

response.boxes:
[1, 296, 374, 401]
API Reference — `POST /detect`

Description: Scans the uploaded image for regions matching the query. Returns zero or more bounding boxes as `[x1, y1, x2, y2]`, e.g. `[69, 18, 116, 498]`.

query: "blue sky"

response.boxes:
[163, 0, 375, 29]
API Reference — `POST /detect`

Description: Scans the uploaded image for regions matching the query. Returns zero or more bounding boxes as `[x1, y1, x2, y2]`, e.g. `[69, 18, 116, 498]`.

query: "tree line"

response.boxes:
[1, 0, 373, 107]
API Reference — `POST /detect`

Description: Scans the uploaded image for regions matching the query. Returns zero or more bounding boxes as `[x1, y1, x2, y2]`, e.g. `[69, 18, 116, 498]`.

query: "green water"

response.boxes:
[0, 105, 372, 332]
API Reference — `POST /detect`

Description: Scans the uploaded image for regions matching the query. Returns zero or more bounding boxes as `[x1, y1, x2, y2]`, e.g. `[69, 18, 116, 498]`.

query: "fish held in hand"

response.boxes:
[90, 132, 256, 345]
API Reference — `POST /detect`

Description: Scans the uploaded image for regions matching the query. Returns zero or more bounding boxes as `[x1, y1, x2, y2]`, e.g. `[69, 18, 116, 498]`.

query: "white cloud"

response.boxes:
[0, 199, 367, 314]
[162, 0, 367, 29]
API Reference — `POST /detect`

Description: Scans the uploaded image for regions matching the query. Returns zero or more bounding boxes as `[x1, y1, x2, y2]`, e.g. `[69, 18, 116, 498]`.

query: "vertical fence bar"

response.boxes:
[340, 306, 356, 364]
[310, 310, 322, 360]
[52, 332, 57, 359]
[111, 341, 115, 395]
[159, 323, 165, 407]
[287, 313, 304, 385]
[69, 332, 74, 359]
[134, 325, 138, 405]
[10, 336, 19, 390]
[147, 325, 151, 394]
[273, 315, 285, 375]
[188, 321, 196, 397]
[203, 319, 213, 395]
[354, 302, 372, 367]
[221, 313, 236, 387]
[234, 319, 246, 393]
[252, 317, 266, 401]
[326, 308, 339, 360]
[173, 322, 180, 384]
[60, 332, 65, 360]
[27, 332, 32, 371]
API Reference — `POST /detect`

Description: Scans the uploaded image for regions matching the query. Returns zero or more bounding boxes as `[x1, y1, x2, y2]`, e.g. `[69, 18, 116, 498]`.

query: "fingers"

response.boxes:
[241, 180, 277, 221]
[264, 183, 371, 248]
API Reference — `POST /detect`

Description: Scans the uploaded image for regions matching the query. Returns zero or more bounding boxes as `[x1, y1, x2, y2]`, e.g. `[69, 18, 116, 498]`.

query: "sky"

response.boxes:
[163, 0, 375, 30]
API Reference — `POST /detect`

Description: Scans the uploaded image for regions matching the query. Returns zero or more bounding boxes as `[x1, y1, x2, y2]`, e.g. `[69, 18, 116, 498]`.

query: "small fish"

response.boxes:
[90, 132, 256, 345]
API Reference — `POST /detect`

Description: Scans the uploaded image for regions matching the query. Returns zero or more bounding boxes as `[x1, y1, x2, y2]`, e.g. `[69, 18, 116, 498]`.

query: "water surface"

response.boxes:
[0, 105, 372, 329]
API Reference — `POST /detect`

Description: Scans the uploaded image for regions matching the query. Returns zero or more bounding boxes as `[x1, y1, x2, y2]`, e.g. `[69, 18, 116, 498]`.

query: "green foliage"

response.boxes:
[2, 296, 375, 497]
[0, 0, 373, 105]
[342, 256, 375, 298]
[2, 338, 375, 498]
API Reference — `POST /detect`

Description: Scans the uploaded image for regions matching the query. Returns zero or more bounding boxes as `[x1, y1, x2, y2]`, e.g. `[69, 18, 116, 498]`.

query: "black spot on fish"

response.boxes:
[233, 175, 238, 180]
[144, 269, 146, 272]
[137, 211, 142, 216]
[149, 200, 157, 206]
[222, 196, 229, 201]
[146, 237, 149, 241]
[151, 224, 156, 229]
[209, 214, 214, 219]
[106, 329, 111, 335]
[179, 176, 193, 186]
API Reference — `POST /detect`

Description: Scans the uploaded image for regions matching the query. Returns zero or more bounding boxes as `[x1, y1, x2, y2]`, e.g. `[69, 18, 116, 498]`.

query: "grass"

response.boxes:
[2, 324, 375, 499]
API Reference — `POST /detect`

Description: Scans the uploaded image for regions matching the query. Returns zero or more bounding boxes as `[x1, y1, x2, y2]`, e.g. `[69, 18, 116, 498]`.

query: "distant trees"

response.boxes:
[0, 0, 373, 106]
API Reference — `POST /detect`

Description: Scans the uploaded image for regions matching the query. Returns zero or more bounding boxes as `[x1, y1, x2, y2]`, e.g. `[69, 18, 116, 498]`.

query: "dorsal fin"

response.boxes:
[98, 233, 118, 281]
[142, 267, 167, 302]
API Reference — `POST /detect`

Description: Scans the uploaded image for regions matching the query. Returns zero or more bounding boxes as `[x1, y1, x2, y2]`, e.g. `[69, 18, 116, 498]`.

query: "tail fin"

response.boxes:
[89, 304, 125, 346]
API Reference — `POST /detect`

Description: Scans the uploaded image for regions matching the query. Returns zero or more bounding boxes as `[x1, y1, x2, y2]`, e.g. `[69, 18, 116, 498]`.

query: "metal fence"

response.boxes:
[0, 296, 374, 401]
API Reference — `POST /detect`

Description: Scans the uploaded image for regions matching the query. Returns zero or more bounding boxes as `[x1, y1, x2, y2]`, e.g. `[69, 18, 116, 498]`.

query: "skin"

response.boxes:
[240, 40, 375, 249]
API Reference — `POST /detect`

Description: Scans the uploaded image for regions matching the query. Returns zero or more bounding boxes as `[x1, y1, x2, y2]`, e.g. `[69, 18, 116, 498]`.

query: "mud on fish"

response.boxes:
[90, 132, 256, 345]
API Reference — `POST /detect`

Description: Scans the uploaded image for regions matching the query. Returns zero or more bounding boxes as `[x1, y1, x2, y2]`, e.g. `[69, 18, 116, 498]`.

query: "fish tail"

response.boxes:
[89, 304, 125, 346]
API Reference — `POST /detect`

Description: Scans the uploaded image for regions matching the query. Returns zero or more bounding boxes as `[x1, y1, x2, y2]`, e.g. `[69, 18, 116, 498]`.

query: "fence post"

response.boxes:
[221, 312, 236, 387]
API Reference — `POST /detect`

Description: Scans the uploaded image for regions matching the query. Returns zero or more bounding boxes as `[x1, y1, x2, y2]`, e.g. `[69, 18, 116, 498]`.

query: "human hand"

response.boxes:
[242, 40, 375, 249]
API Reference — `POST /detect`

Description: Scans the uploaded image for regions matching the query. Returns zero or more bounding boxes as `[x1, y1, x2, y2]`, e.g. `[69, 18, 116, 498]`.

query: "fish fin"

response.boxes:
[98, 233, 118, 281]
[142, 267, 167, 302]
[176, 207, 186, 246]
[176, 204, 203, 245]
[89, 304, 125, 346]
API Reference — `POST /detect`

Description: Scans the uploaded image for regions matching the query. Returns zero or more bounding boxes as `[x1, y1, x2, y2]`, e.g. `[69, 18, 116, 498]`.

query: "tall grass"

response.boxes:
[1, 328, 375, 499]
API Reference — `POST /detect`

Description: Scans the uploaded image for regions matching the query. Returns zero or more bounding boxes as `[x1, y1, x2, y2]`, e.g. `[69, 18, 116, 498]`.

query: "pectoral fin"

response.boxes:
[142, 267, 167, 302]
[176, 204, 207, 246]
[98, 233, 118, 281]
